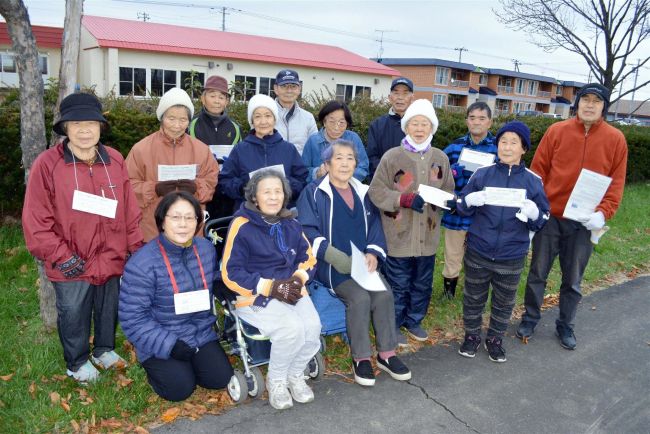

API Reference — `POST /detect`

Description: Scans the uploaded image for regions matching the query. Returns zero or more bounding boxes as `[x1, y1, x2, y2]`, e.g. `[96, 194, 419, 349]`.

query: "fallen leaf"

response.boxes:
[0, 373, 14, 381]
[50, 391, 61, 404]
[19, 264, 28, 273]
[61, 401, 71, 412]
[522, 336, 529, 345]
[52, 374, 68, 382]
[116, 374, 133, 388]
[29, 381, 37, 399]
[134, 426, 150, 434]
[70, 419, 80, 433]
[17, 287, 28, 292]
[161, 407, 181, 423]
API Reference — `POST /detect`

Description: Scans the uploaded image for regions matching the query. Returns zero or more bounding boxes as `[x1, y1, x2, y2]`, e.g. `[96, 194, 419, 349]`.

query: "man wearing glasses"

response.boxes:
[273, 69, 318, 155]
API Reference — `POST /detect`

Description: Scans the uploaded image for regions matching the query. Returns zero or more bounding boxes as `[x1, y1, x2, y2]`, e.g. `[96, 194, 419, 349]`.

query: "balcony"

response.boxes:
[498, 85, 513, 93]
[445, 105, 465, 113]
[450, 79, 469, 88]
[495, 109, 511, 116]
[537, 90, 551, 98]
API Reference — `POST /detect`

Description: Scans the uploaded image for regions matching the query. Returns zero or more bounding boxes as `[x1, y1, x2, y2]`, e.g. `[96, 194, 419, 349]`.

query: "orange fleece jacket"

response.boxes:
[531, 117, 627, 220]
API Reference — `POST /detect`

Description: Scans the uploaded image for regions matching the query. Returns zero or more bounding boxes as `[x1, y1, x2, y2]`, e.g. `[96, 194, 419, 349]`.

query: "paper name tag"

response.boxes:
[174, 289, 210, 315]
[158, 164, 197, 181]
[72, 190, 117, 219]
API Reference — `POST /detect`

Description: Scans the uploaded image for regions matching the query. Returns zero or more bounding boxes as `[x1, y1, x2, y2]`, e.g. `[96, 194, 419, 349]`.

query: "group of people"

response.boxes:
[22, 67, 627, 410]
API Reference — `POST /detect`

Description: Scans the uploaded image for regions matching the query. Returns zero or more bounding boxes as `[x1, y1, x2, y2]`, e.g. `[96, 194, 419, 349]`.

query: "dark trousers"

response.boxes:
[522, 216, 593, 328]
[333, 279, 397, 359]
[53, 277, 120, 371]
[384, 255, 435, 329]
[462, 248, 525, 338]
[142, 340, 234, 402]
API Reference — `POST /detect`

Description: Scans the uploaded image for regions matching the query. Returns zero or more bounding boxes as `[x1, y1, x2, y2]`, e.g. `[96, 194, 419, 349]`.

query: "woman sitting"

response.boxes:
[297, 140, 411, 387]
[302, 100, 369, 182]
[221, 170, 320, 410]
[119, 192, 234, 401]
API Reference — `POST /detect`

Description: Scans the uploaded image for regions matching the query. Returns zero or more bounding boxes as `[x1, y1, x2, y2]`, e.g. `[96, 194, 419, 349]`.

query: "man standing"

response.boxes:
[516, 83, 628, 350]
[367, 77, 414, 177]
[273, 69, 318, 155]
[441, 102, 498, 299]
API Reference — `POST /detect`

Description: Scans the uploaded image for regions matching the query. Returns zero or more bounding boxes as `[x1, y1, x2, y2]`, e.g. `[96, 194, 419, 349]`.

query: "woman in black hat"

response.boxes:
[22, 93, 144, 383]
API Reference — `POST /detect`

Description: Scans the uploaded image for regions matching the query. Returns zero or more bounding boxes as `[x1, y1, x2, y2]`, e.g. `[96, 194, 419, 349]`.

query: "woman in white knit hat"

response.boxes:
[219, 93, 308, 212]
[368, 99, 454, 345]
[126, 87, 219, 241]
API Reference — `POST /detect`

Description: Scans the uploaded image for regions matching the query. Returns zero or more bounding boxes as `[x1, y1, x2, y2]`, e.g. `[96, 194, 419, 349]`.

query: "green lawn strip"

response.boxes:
[1, 183, 648, 432]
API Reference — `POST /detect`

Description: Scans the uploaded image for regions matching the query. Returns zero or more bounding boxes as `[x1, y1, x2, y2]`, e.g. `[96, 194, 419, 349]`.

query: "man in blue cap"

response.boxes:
[367, 77, 414, 177]
[273, 69, 317, 155]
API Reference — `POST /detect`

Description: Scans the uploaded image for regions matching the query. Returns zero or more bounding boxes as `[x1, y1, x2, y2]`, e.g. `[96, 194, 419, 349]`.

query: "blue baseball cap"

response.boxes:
[391, 77, 413, 92]
[276, 69, 301, 86]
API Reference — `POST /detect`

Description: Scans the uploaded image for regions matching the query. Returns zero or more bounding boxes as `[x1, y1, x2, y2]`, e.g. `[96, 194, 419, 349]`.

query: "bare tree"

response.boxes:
[495, 0, 650, 103]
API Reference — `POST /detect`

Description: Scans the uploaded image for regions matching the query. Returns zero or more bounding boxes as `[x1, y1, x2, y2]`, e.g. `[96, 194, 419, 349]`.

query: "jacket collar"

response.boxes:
[157, 233, 194, 256]
[388, 107, 403, 119]
[573, 115, 604, 134]
[316, 174, 369, 201]
[245, 130, 284, 146]
[465, 131, 495, 147]
[495, 160, 526, 173]
[156, 127, 189, 147]
[62, 139, 111, 165]
[235, 202, 294, 227]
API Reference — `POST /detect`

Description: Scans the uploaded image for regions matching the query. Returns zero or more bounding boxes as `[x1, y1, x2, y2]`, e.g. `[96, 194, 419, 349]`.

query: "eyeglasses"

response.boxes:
[326, 119, 347, 128]
[166, 215, 198, 223]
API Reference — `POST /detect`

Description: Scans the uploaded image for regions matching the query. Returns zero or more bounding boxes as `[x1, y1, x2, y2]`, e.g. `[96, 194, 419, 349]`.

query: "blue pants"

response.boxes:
[384, 255, 435, 329]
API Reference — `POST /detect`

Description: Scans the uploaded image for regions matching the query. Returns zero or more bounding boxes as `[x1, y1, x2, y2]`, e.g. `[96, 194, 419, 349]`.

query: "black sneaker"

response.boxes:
[555, 323, 577, 350]
[377, 355, 411, 381]
[484, 336, 507, 363]
[516, 320, 536, 341]
[458, 334, 481, 358]
[352, 360, 375, 387]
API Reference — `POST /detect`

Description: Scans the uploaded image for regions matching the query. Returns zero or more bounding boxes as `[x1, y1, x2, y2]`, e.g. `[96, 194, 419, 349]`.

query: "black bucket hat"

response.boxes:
[53, 93, 108, 135]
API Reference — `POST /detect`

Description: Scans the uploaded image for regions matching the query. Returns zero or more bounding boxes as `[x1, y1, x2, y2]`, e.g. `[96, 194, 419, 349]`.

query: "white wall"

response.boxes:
[0, 45, 60, 89]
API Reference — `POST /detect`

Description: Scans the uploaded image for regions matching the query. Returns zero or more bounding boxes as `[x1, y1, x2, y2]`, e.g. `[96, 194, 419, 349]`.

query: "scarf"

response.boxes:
[244, 200, 295, 253]
[401, 134, 433, 153]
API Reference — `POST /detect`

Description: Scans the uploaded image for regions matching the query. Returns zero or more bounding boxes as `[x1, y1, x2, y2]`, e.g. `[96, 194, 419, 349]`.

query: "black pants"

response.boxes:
[142, 340, 233, 402]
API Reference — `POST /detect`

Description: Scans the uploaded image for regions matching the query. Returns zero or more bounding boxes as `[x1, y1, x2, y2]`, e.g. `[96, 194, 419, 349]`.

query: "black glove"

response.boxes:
[170, 340, 197, 361]
[445, 199, 458, 212]
[57, 253, 85, 279]
[176, 179, 197, 195]
[269, 278, 302, 305]
[155, 180, 178, 197]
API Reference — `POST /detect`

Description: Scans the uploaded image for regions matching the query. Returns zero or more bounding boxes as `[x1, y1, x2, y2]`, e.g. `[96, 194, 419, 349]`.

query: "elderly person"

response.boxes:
[369, 99, 454, 345]
[22, 93, 143, 383]
[297, 140, 411, 387]
[273, 69, 318, 154]
[126, 87, 219, 241]
[119, 192, 234, 401]
[302, 101, 369, 183]
[222, 170, 319, 410]
[219, 94, 308, 211]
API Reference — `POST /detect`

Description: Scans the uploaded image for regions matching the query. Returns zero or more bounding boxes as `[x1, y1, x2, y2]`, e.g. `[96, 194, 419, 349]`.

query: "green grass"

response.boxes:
[1, 183, 649, 432]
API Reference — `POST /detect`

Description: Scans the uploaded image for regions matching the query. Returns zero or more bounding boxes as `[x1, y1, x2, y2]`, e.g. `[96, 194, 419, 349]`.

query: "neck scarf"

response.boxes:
[401, 134, 433, 153]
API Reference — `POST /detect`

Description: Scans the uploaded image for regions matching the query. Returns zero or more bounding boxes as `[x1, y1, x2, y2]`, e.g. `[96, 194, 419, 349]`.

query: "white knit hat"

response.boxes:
[401, 99, 439, 135]
[156, 87, 194, 121]
[247, 94, 279, 128]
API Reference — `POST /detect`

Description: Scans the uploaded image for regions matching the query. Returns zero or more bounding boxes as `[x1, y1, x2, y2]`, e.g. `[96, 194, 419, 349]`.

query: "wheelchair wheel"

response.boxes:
[305, 352, 325, 381]
[247, 367, 266, 399]
[319, 335, 327, 353]
[227, 370, 249, 404]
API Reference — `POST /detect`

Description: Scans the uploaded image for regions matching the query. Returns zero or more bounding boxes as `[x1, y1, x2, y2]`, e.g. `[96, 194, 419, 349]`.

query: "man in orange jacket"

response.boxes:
[516, 83, 628, 350]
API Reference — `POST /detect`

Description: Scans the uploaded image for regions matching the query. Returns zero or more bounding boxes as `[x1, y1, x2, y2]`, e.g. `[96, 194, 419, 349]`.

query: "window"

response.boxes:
[180, 71, 205, 98]
[435, 67, 450, 85]
[39, 55, 48, 75]
[119, 67, 146, 96]
[1, 53, 16, 73]
[336, 84, 354, 103]
[259, 77, 276, 98]
[151, 69, 178, 96]
[528, 81, 538, 96]
[515, 79, 525, 94]
[496, 99, 510, 111]
[355, 86, 371, 98]
[479, 74, 488, 85]
[432, 94, 446, 108]
[556, 85, 563, 96]
[234, 75, 257, 101]
[447, 94, 462, 107]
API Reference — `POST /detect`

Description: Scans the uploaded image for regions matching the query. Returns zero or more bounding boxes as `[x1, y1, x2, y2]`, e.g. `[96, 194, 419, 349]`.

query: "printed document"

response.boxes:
[563, 169, 612, 222]
[484, 187, 526, 207]
[458, 148, 495, 172]
[350, 243, 387, 292]
[418, 184, 455, 209]
[209, 145, 234, 160]
[158, 164, 197, 181]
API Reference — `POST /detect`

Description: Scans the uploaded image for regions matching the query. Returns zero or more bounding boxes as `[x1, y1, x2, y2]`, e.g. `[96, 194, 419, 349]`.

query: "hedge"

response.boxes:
[1, 88, 649, 215]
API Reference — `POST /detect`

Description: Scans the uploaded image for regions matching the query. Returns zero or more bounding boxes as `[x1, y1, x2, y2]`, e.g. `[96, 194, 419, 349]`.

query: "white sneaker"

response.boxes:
[287, 373, 314, 403]
[90, 350, 128, 370]
[66, 360, 100, 384]
[266, 378, 293, 410]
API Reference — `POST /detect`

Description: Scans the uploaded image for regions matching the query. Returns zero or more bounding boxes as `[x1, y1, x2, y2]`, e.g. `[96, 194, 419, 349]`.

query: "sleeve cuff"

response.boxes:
[256, 278, 273, 296]
[293, 269, 309, 285]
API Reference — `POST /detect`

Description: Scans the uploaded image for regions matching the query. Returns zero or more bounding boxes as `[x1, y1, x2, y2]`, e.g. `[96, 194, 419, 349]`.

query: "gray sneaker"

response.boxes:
[406, 325, 428, 342]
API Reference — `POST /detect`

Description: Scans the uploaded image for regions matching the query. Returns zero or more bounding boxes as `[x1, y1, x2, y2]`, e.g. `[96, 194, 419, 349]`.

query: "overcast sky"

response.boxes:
[16, 0, 650, 99]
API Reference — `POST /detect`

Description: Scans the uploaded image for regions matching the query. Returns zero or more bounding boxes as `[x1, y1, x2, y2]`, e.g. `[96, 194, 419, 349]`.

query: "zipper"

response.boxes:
[492, 165, 511, 260]
[181, 248, 198, 290]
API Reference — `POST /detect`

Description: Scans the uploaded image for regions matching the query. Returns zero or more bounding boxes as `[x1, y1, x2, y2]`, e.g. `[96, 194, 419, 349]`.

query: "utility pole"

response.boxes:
[613, 78, 624, 120]
[137, 12, 150, 22]
[375, 29, 396, 61]
[512, 59, 520, 72]
[628, 58, 641, 121]
[454, 47, 468, 63]
[220, 6, 229, 31]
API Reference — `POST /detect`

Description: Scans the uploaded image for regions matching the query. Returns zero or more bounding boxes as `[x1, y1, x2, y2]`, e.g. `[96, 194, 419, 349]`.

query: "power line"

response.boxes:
[454, 47, 468, 63]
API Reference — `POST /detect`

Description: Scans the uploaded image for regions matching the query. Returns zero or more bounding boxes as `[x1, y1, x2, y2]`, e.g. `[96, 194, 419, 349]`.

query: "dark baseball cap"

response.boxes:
[391, 77, 414, 92]
[275, 69, 301, 86]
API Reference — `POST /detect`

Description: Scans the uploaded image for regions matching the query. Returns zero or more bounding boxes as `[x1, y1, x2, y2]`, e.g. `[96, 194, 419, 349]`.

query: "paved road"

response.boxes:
[155, 276, 650, 434]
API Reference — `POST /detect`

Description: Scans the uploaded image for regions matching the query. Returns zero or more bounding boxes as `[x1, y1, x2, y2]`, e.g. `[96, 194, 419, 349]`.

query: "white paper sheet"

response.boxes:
[417, 184, 455, 210]
[563, 169, 612, 222]
[350, 243, 387, 292]
[484, 187, 526, 207]
[458, 148, 496, 172]
[249, 164, 286, 179]
[209, 145, 234, 160]
[158, 164, 197, 181]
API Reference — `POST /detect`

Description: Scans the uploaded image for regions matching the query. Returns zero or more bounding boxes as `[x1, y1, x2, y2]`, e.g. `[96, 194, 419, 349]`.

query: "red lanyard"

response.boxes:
[157, 241, 208, 294]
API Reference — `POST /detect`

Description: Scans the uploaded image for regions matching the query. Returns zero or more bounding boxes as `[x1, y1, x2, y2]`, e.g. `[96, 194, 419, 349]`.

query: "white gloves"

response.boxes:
[516, 199, 540, 222]
[464, 191, 487, 208]
[582, 211, 605, 231]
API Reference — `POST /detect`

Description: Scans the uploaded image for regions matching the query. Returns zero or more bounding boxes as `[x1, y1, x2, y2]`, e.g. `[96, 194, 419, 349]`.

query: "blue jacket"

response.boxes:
[118, 235, 218, 363]
[221, 204, 317, 308]
[297, 176, 387, 289]
[366, 111, 405, 177]
[302, 129, 370, 183]
[218, 130, 308, 210]
[442, 132, 498, 231]
[457, 161, 550, 261]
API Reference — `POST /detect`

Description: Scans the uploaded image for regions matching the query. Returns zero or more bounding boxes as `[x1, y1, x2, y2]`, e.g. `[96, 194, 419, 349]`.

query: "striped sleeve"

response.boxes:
[293, 232, 317, 284]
